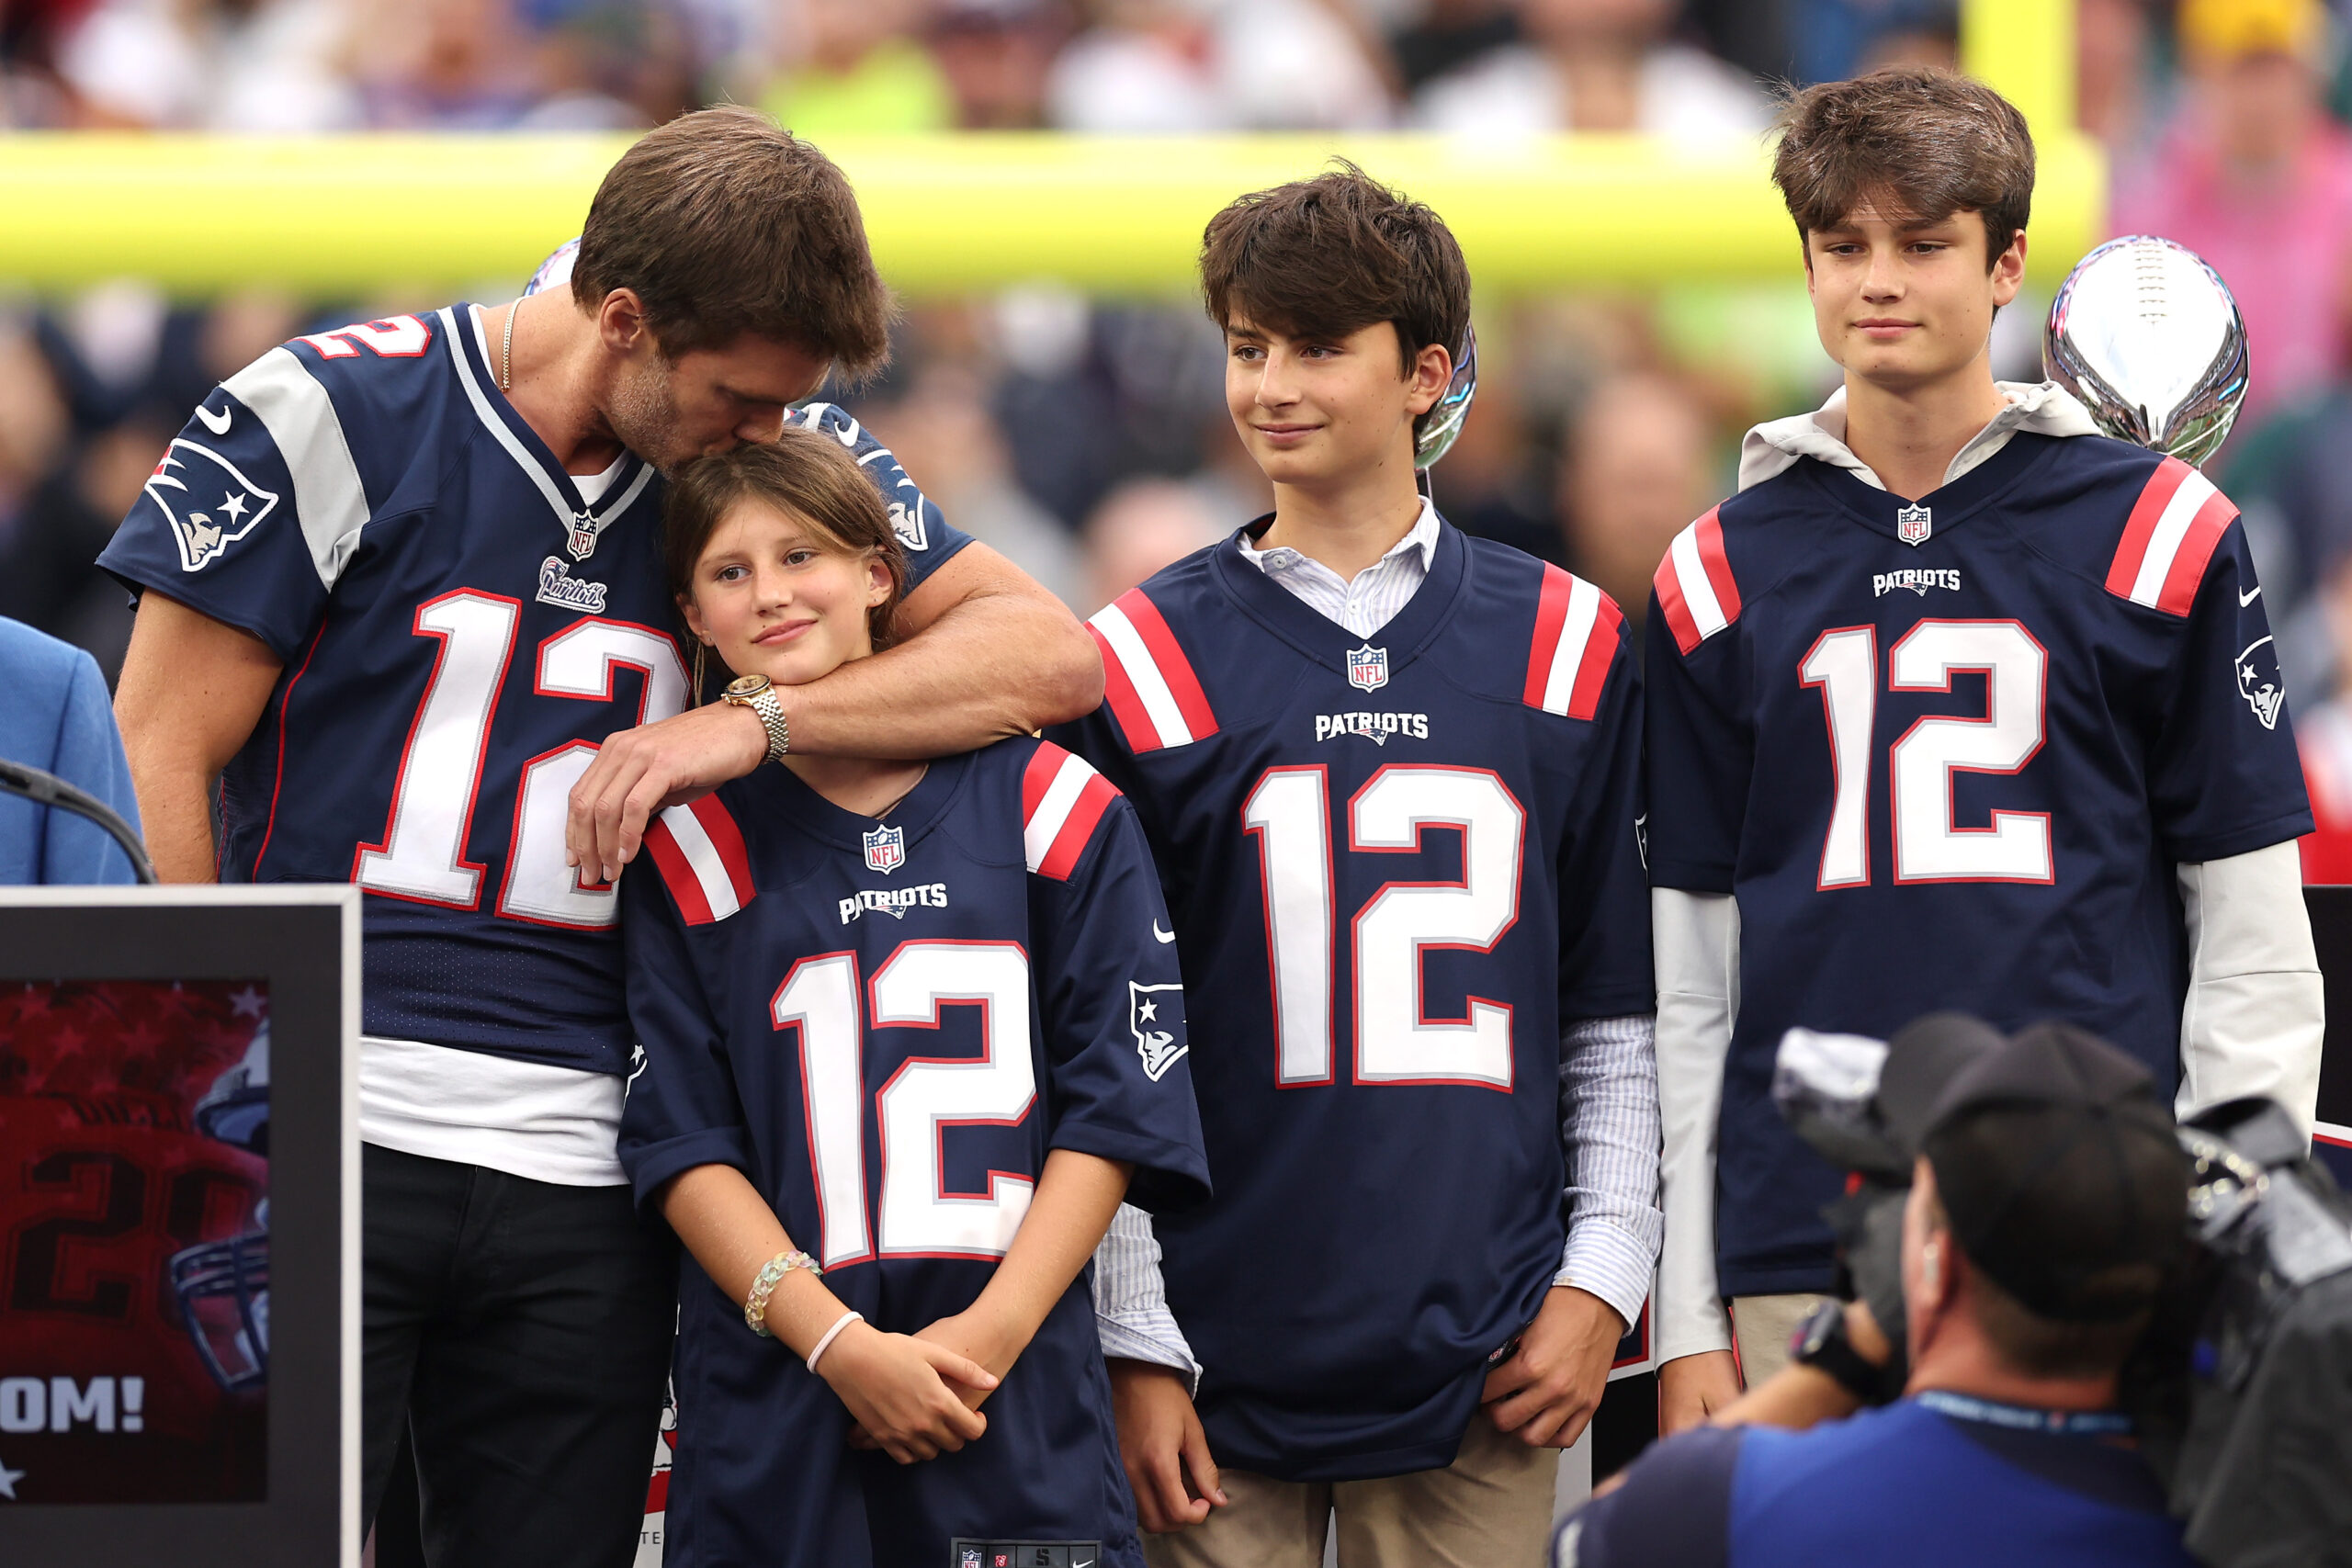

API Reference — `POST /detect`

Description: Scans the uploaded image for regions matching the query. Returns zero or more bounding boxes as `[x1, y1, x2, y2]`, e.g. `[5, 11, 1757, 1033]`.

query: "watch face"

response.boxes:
[724, 674, 770, 699]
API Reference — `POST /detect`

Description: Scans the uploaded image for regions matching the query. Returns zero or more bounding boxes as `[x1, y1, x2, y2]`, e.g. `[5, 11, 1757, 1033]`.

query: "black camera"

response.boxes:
[1772, 1029, 2352, 1568]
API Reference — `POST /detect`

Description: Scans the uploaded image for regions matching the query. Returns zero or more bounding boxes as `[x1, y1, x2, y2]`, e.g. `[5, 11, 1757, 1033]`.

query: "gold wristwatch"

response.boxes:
[720, 673, 791, 764]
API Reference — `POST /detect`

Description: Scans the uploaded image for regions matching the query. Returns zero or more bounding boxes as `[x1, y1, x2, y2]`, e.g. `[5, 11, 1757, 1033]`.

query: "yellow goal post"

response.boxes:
[0, 0, 2094, 299]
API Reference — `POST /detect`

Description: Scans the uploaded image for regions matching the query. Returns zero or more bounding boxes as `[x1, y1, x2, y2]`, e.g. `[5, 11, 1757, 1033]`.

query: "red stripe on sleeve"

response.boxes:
[1695, 509, 1740, 623]
[1116, 589, 1218, 741]
[687, 794, 755, 909]
[1088, 622, 1163, 753]
[1037, 772, 1119, 882]
[1566, 593, 1623, 720]
[2154, 489, 2240, 615]
[642, 818, 715, 926]
[2106, 456, 2193, 598]
[1021, 740, 1069, 822]
[1524, 563, 1573, 707]
[1653, 552, 1701, 657]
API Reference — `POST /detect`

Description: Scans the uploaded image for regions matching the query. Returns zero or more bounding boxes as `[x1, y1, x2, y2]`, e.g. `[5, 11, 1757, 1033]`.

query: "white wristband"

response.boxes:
[805, 1309, 864, 1373]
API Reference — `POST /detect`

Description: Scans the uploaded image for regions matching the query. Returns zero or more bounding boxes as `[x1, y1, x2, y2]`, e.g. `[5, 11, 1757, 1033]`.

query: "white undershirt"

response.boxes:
[571, 451, 626, 503]
[361, 1035, 627, 1186]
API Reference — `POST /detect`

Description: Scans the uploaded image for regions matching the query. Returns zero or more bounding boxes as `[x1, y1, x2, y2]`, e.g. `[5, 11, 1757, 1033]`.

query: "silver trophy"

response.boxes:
[2043, 235, 2249, 468]
[1415, 323, 1478, 478]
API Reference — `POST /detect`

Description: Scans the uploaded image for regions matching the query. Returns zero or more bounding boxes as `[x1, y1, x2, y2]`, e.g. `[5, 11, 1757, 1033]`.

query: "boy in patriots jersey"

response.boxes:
[1054, 169, 1658, 1567]
[622, 431, 1207, 1568]
[99, 111, 1102, 1566]
[1644, 69, 2324, 1431]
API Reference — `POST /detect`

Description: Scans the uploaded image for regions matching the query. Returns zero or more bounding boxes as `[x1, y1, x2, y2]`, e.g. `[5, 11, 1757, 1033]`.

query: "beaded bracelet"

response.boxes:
[743, 1250, 820, 1338]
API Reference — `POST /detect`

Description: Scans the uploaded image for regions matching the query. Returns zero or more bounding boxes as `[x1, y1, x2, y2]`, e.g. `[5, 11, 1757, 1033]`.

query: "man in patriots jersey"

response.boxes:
[99, 109, 1101, 1566]
[1056, 169, 1658, 1567]
[1644, 69, 2325, 1432]
[621, 431, 1206, 1567]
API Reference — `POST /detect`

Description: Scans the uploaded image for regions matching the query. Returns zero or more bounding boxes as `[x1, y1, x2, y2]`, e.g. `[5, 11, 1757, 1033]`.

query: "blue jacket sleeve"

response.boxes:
[42, 648, 145, 886]
[1026, 779, 1211, 1215]
[616, 860, 754, 1212]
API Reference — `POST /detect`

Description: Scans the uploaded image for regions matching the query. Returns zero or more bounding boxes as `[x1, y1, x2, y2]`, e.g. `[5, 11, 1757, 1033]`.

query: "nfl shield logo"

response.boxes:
[961, 1552, 983, 1568]
[568, 515, 599, 560]
[1347, 644, 1389, 692]
[862, 824, 905, 874]
[1895, 502, 1932, 547]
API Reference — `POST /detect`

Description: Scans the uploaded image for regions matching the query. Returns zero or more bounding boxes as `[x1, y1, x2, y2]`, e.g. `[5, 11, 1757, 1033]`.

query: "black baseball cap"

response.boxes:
[1873, 1013, 2191, 1323]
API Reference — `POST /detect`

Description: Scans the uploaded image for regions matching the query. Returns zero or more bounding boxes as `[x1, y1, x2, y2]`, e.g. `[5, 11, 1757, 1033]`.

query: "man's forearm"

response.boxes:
[113, 592, 285, 885]
[782, 578, 1102, 759]
[127, 759, 220, 883]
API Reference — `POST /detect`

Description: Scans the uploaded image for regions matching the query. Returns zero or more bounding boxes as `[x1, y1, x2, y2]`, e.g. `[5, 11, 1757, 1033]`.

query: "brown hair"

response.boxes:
[663, 425, 909, 666]
[1771, 67, 2035, 265]
[573, 106, 893, 377]
[1199, 162, 1472, 387]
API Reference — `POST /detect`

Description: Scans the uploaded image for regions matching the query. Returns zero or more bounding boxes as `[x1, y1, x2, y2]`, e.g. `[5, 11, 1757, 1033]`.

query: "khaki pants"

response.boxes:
[1729, 1292, 1829, 1387]
[1140, 1416, 1557, 1568]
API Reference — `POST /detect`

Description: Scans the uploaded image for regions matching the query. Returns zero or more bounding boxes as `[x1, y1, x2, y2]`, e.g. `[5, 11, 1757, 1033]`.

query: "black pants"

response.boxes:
[362, 1143, 676, 1568]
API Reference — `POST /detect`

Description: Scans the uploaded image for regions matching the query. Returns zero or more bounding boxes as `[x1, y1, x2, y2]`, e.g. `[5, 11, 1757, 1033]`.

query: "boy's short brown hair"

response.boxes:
[662, 426, 909, 658]
[1199, 162, 1471, 382]
[574, 107, 893, 377]
[1771, 67, 2035, 265]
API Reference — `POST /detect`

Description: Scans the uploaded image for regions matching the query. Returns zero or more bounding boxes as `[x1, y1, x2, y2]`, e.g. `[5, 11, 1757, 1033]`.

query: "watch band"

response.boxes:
[745, 683, 790, 764]
[1791, 1300, 1887, 1404]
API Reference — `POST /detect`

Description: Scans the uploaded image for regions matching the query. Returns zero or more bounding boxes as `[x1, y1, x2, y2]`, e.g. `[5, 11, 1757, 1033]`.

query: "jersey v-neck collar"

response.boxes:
[1208, 511, 1470, 681]
[1802, 428, 2053, 547]
[765, 750, 976, 863]
[442, 305, 655, 548]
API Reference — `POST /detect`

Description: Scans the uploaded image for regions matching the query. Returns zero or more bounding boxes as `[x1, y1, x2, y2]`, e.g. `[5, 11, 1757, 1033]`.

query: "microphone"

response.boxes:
[0, 756, 158, 885]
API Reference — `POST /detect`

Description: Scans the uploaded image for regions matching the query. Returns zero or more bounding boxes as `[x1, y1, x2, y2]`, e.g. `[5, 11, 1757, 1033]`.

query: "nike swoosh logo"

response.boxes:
[2240, 585, 2262, 607]
[194, 402, 232, 435]
[1152, 922, 1175, 943]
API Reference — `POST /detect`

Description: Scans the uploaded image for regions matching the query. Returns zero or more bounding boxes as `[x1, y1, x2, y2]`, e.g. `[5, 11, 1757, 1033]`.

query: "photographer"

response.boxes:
[1555, 1018, 2197, 1568]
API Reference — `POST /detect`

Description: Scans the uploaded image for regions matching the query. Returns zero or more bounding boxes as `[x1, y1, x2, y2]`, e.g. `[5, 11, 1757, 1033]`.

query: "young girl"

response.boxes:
[620, 428, 1208, 1568]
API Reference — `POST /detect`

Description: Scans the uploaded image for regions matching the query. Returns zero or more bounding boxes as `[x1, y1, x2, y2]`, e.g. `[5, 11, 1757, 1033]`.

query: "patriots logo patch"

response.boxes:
[145, 439, 280, 572]
[2237, 636, 2285, 730]
[1128, 982, 1186, 1082]
[888, 496, 928, 552]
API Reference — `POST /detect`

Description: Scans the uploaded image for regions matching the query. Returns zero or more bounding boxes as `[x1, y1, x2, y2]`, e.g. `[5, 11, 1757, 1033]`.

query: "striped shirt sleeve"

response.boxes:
[1091, 1201, 1201, 1388]
[1555, 1012, 1664, 1331]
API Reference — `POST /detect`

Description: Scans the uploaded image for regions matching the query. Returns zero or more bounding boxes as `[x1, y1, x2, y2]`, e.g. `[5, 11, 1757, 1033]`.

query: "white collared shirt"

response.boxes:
[1236, 497, 1441, 639]
[1737, 380, 2104, 495]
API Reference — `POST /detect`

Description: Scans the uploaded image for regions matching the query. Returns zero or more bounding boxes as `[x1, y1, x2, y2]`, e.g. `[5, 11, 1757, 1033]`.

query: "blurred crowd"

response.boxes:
[16, 0, 2352, 770]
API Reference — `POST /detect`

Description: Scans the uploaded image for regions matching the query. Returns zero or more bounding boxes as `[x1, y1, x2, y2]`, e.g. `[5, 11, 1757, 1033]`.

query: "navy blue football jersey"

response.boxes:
[618, 738, 1208, 1568]
[1050, 519, 1653, 1481]
[97, 309, 967, 1075]
[1645, 434, 2314, 1296]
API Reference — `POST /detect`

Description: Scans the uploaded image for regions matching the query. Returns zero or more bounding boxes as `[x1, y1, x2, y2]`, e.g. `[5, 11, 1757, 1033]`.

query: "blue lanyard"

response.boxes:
[1917, 1390, 2134, 1438]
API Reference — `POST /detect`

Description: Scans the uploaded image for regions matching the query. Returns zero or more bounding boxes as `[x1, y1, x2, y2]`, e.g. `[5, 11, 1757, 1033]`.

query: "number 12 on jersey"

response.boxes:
[1244, 764, 1525, 1091]
[1800, 618, 2052, 888]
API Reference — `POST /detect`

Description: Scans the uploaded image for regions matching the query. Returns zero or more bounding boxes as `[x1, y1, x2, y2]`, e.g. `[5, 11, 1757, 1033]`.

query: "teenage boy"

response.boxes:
[1054, 166, 1661, 1567]
[101, 108, 1100, 1567]
[1644, 67, 2324, 1431]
